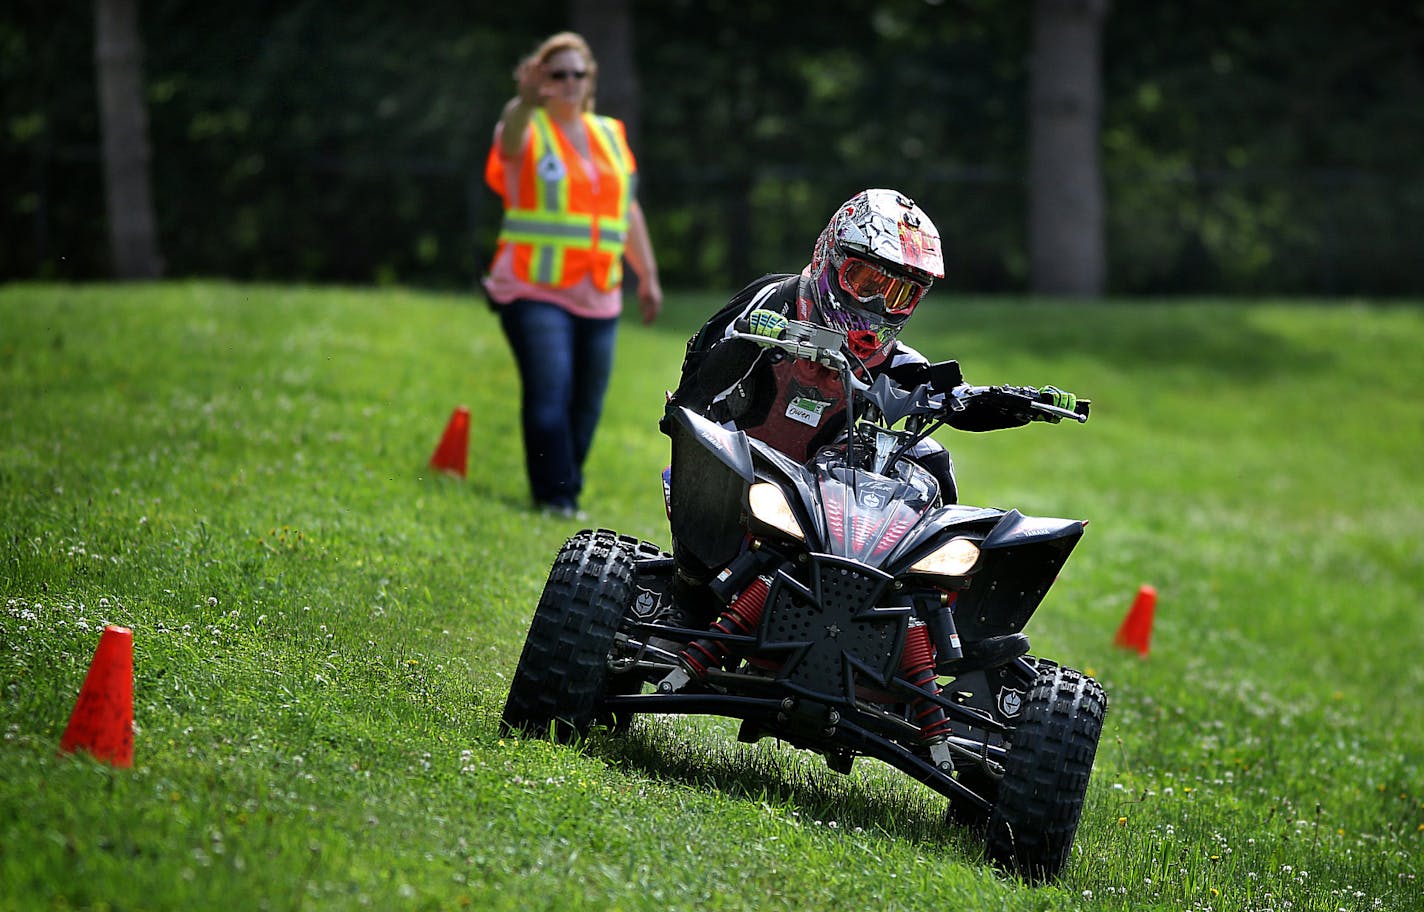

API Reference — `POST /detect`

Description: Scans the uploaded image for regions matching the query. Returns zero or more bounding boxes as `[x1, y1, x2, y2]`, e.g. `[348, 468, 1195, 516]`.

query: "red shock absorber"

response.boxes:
[901, 621, 952, 743]
[680, 576, 771, 678]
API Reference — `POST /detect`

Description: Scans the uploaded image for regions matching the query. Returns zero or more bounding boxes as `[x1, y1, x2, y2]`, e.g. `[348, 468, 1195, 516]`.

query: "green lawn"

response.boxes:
[1, 282, 1420, 911]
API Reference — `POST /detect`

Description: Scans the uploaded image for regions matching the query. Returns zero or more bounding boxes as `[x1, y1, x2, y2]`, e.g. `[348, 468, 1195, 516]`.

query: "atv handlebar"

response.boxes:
[730, 326, 854, 373]
[733, 320, 1090, 426]
[1040, 400, 1091, 423]
[954, 385, 1091, 424]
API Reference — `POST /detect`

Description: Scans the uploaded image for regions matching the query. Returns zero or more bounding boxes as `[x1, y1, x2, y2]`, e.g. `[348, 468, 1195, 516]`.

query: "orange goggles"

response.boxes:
[837, 257, 928, 314]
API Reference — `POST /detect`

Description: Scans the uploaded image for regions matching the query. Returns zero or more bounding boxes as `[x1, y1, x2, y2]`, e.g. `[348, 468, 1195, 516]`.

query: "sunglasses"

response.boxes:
[548, 69, 589, 82]
[837, 257, 928, 314]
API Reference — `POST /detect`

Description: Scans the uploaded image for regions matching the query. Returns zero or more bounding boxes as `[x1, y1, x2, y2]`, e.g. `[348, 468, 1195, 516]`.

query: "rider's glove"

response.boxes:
[746, 309, 789, 340]
[1036, 385, 1076, 422]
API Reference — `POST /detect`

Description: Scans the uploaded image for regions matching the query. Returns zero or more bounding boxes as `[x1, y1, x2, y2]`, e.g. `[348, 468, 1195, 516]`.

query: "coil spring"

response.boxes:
[902, 622, 952, 742]
[680, 576, 771, 677]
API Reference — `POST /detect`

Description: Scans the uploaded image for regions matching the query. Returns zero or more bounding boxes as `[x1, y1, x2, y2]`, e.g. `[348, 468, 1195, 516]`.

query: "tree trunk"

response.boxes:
[569, 0, 641, 152]
[1028, 0, 1107, 297]
[95, 0, 162, 278]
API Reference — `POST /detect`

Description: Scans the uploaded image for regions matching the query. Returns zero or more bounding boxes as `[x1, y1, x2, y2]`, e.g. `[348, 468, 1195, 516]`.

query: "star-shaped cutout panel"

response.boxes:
[756, 555, 911, 703]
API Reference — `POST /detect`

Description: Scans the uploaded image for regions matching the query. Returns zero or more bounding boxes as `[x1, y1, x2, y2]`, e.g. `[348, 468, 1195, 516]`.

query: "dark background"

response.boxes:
[6, 0, 1424, 294]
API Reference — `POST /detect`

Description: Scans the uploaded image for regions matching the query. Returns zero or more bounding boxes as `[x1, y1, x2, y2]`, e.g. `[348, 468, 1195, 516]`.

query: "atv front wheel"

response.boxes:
[601, 536, 672, 734]
[500, 529, 640, 740]
[944, 658, 1057, 832]
[984, 664, 1107, 881]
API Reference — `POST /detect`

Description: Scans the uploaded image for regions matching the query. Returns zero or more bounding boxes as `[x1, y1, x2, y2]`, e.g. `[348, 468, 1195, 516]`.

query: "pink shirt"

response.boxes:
[482, 122, 625, 320]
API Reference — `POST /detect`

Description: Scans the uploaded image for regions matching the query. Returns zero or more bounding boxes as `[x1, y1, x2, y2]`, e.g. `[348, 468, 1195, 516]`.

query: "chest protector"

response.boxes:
[744, 356, 846, 462]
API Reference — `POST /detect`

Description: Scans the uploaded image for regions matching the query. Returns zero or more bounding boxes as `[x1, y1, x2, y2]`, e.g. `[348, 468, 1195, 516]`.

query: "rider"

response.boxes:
[666, 188, 1077, 495]
[663, 188, 1079, 607]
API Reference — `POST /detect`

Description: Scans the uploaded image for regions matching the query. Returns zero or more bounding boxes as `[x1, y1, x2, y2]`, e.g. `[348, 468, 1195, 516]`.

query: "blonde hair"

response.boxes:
[526, 31, 598, 114]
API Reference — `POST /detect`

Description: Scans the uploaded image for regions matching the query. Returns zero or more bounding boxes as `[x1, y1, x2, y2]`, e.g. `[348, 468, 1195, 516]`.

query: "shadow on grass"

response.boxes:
[587, 717, 985, 855]
[418, 458, 547, 519]
[644, 293, 1345, 385]
[928, 299, 1337, 383]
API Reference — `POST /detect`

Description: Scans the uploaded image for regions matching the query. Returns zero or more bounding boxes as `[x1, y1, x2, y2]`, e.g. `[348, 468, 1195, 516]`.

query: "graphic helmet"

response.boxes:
[803, 188, 944, 364]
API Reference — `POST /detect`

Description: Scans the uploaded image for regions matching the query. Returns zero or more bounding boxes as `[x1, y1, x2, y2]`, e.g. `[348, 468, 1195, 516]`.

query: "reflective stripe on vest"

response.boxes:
[495, 108, 634, 290]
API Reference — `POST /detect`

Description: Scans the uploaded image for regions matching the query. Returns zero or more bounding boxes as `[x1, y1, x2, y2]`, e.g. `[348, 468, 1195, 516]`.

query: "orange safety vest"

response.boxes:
[485, 108, 636, 292]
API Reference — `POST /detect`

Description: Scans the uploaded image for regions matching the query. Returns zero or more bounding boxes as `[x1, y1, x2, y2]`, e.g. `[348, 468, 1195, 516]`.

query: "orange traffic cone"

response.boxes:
[59, 625, 134, 767]
[1114, 585, 1156, 656]
[429, 405, 470, 478]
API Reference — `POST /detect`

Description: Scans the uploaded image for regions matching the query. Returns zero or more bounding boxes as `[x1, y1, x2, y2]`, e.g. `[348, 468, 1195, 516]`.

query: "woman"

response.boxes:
[483, 31, 662, 517]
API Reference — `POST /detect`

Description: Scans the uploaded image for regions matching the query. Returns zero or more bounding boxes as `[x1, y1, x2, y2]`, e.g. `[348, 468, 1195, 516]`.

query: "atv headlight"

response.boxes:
[747, 483, 805, 541]
[909, 537, 981, 578]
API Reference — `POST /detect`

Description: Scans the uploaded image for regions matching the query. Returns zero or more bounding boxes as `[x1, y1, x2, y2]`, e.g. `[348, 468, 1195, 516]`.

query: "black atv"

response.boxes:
[502, 320, 1106, 881]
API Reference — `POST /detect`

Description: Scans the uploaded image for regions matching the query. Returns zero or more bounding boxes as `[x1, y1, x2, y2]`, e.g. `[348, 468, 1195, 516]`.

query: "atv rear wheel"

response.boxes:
[984, 664, 1107, 881]
[500, 529, 641, 740]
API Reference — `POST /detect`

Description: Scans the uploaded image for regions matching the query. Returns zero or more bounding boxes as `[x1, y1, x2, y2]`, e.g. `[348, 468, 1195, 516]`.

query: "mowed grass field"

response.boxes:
[1, 282, 1421, 911]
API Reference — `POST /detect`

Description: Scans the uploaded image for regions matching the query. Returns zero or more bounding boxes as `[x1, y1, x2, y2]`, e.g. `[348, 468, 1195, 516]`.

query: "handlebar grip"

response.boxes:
[1029, 400, 1090, 423]
[746, 309, 789, 340]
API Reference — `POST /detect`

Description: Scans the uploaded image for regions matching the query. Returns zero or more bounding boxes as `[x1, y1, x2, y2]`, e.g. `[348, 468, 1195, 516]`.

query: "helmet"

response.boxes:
[802, 188, 944, 364]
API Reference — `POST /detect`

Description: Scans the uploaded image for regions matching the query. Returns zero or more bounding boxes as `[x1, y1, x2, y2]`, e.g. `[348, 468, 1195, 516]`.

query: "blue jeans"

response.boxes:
[497, 299, 618, 509]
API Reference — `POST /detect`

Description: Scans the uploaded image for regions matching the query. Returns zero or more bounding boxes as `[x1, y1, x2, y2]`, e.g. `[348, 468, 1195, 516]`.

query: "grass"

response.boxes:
[1, 281, 1421, 911]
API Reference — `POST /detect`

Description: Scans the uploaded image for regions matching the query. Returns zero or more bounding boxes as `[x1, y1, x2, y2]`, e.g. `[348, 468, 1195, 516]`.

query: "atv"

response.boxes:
[502, 319, 1107, 881]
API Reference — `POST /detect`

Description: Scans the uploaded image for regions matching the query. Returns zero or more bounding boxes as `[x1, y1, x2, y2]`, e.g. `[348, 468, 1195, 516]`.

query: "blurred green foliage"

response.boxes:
[3, 0, 1423, 293]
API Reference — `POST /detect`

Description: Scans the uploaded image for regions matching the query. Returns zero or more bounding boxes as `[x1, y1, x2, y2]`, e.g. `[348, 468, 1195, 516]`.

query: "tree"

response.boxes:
[94, 0, 162, 278]
[6, 0, 1419, 292]
[570, 0, 640, 150]
[1028, 0, 1107, 296]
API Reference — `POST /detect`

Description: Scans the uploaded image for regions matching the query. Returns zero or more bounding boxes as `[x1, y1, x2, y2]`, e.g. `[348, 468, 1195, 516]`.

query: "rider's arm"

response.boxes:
[682, 337, 766, 419]
[946, 387, 1036, 432]
[868, 341, 1036, 432]
[664, 277, 795, 429]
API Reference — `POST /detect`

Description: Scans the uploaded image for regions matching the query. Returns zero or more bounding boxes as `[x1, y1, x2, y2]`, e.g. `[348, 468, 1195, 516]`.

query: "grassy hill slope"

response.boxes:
[1, 283, 1420, 910]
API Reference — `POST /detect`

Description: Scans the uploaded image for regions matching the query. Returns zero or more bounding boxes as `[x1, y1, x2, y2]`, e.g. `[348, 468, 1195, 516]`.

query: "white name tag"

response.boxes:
[786, 396, 829, 427]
